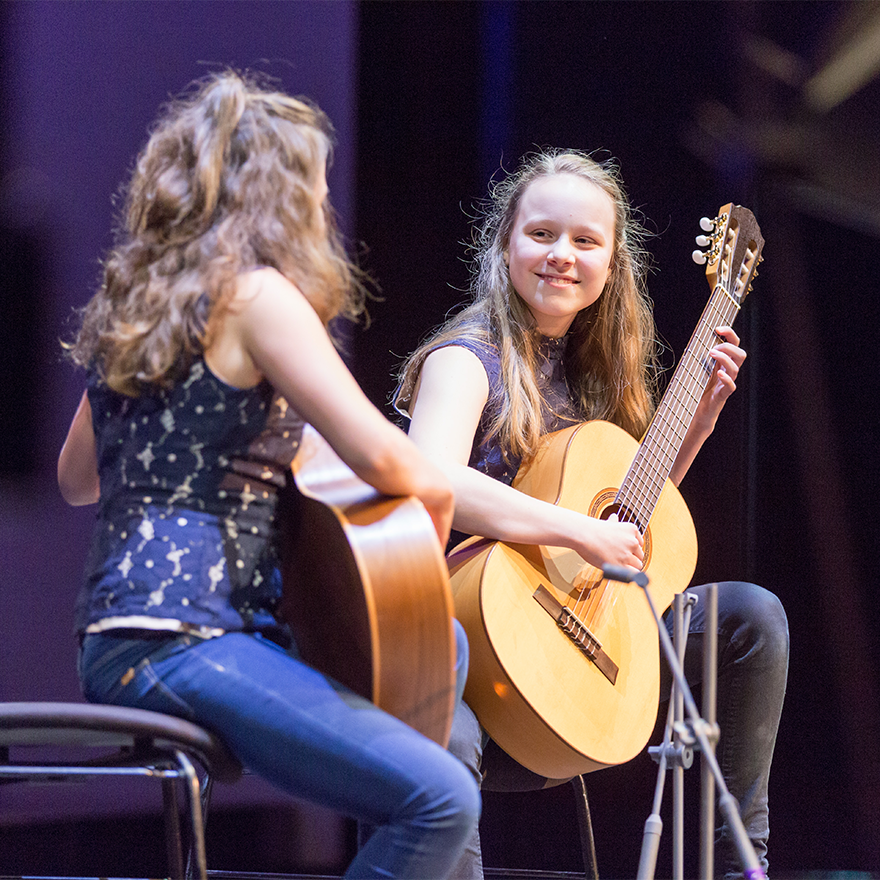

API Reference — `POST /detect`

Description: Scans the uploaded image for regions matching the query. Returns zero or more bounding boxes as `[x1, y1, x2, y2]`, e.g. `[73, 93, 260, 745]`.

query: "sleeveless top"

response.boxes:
[394, 330, 581, 546]
[75, 358, 305, 637]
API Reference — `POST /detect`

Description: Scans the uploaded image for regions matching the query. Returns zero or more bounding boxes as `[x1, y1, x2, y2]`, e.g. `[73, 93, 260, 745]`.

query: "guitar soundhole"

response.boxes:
[591, 492, 652, 567]
[598, 501, 645, 534]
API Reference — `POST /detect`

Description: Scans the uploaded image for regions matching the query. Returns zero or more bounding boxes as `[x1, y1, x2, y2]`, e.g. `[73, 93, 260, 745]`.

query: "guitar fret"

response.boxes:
[644, 431, 688, 461]
[616, 284, 745, 522]
[678, 359, 714, 383]
[719, 287, 742, 311]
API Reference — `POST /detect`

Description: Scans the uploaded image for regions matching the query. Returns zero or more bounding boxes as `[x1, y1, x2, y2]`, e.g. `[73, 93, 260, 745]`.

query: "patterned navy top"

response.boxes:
[75, 358, 304, 637]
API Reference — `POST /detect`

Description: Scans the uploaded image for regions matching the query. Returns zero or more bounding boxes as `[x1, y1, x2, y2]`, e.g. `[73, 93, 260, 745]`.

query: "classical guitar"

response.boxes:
[279, 423, 457, 747]
[448, 204, 765, 778]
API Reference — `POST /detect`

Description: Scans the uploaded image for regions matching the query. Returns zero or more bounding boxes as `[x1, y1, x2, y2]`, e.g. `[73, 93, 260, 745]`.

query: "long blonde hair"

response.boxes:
[397, 148, 659, 463]
[68, 70, 363, 396]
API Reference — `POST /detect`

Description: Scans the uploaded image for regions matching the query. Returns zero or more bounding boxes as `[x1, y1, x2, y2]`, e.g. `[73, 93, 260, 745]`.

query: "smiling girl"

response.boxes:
[394, 149, 788, 880]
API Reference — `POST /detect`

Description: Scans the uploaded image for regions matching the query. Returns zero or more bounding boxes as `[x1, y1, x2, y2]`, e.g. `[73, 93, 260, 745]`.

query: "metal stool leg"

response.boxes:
[172, 749, 208, 880]
[162, 773, 187, 878]
[186, 769, 215, 880]
[571, 774, 599, 880]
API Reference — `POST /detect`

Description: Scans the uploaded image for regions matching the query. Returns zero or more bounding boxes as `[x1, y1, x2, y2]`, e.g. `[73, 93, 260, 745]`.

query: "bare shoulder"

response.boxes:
[206, 269, 312, 388]
[419, 344, 490, 401]
[422, 344, 488, 380]
[225, 268, 324, 340]
[232, 267, 306, 312]
[409, 343, 490, 443]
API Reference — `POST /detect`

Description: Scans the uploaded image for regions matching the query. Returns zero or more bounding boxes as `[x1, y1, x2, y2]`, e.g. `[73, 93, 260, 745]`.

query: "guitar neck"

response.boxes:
[617, 283, 741, 530]
[611, 202, 763, 533]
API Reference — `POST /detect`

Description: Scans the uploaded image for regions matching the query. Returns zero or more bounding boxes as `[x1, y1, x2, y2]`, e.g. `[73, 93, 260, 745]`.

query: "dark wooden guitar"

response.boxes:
[448, 204, 764, 778]
[279, 423, 457, 747]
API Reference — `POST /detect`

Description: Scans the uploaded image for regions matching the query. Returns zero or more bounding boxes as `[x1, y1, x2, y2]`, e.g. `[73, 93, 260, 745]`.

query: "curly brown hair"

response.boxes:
[68, 70, 364, 396]
[396, 148, 660, 462]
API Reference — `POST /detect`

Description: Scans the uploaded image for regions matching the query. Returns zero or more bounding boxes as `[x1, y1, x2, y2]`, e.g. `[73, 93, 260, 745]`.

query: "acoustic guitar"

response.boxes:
[448, 204, 765, 778]
[279, 422, 457, 747]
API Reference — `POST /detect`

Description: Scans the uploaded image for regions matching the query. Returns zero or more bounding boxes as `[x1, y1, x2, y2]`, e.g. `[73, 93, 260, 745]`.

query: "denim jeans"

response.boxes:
[79, 623, 480, 880]
[445, 581, 789, 880]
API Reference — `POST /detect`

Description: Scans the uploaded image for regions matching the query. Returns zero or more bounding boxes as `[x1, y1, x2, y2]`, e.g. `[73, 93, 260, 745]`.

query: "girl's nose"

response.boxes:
[547, 236, 574, 264]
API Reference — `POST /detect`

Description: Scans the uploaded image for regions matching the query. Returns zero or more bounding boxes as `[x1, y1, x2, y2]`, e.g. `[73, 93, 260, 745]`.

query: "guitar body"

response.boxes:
[448, 420, 698, 778]
[279, 424, 457, 747]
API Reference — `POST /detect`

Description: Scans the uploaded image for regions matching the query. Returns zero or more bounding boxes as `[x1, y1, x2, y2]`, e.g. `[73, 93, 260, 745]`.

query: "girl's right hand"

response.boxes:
[578, 513, 644, 571]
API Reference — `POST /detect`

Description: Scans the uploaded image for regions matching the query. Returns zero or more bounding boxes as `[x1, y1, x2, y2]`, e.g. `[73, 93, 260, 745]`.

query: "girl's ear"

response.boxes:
[502, 250, 509, 266]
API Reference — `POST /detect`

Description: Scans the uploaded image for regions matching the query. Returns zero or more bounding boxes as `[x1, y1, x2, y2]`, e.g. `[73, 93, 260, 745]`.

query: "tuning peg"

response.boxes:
[692, 249, 708, 265]
[699, 217, 715, 232]
[695, 235, 711, 247]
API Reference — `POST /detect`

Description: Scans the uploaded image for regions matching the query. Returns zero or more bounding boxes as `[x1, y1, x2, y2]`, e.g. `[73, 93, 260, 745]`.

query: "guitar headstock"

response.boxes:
[692, 203, 765, 304]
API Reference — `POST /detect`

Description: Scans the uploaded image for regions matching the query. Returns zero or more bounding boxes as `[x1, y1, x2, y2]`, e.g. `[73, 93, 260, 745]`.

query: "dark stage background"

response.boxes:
[2, 2, 879, 878]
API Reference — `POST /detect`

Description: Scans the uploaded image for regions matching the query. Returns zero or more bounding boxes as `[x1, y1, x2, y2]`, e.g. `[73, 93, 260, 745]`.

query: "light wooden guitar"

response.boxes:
[448, 204, 765, 778]
[279, 423, 457, 747]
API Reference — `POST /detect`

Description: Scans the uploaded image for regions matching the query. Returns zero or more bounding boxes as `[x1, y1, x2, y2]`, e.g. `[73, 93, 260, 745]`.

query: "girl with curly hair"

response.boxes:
[58, 70, 479, 879]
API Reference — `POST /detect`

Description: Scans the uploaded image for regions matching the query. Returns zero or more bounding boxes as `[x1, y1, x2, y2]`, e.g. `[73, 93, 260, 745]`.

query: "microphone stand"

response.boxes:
[602, 565, 766, 880]
[640, 590, 699, 880]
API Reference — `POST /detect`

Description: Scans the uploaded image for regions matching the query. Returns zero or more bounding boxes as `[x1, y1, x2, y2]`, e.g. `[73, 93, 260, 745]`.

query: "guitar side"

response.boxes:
[280, 424, 457, 747]
[449, 420, 698, 778]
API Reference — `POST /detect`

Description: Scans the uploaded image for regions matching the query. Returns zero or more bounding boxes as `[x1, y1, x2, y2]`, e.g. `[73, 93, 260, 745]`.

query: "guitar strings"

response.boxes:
[565, 223, 753, 633]
[569, 227, 759, 639]
[570, 284, 741, 635]
[620, 292, 739, 526]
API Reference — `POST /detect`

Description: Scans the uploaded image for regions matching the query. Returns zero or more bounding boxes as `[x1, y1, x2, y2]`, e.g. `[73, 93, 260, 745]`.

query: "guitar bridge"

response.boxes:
[533, 585, 619, 685]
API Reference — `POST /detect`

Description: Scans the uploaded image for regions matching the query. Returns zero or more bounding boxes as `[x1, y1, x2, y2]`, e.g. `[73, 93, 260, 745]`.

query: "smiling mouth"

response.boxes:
[538, 273, 580, 284]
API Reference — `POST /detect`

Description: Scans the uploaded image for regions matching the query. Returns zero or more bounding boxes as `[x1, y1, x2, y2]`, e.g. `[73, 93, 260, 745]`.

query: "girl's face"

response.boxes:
[505, 173, 616, 338]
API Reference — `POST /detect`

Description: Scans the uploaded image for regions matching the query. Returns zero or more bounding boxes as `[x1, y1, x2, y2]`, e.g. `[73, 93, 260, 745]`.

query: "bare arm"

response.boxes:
[407, 345, 643, 570]
[669, 326, 746, 486]
[223, 269, 454, 545]
[58, 390, 100, 506]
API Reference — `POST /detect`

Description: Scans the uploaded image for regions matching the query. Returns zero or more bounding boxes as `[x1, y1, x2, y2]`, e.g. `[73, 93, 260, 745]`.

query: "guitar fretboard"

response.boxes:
[616, 285, 741, 531]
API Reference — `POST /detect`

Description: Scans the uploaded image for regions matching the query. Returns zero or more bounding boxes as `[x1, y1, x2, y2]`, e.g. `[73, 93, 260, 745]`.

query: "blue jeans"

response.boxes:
[79, 623, 480, 879]
[445, 581, 789, 880]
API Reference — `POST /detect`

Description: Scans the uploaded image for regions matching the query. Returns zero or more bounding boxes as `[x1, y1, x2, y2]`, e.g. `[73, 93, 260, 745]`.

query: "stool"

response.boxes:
[0, 701, 242, 879]
[480, 739, 599, 880]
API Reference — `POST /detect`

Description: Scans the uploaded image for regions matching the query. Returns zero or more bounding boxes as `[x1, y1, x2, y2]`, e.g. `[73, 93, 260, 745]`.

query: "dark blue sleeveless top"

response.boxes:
[397, 332, 581, 549]
[420, 333, 582, 486]
[76, 358, 304, 637]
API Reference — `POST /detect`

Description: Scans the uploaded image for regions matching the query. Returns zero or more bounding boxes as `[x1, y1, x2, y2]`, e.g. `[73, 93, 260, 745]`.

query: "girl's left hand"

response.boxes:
[692, 325, 746, 435]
